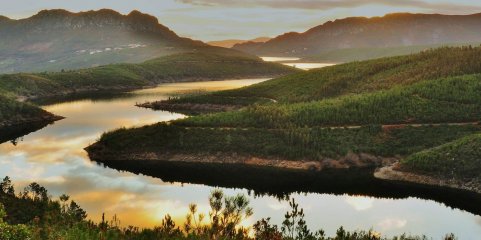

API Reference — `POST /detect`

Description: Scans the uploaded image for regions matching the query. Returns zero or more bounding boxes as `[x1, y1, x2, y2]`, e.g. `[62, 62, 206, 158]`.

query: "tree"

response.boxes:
[0, 176, 15, 196]
[208, 189, 253, 238]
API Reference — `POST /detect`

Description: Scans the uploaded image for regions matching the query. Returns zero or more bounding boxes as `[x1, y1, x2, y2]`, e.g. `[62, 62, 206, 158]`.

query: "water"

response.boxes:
[261, 56, 337, 70]
[1, 78, 480, 238]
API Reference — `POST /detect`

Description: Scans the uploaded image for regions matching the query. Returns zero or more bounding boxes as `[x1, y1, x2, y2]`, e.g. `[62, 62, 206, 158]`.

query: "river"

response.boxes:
[1, 78, 480, 238]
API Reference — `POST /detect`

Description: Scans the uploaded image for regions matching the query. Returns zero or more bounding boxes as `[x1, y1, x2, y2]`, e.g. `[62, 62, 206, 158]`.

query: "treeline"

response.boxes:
[0, 177, 458, 240]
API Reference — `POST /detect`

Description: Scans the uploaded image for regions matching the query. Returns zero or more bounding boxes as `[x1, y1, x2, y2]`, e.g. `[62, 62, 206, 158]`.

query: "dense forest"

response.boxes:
[0, 177, 458, 240]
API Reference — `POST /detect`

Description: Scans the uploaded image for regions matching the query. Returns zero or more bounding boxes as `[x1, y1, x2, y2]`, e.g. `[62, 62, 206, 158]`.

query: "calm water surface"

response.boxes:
[1, 78, 480, 238]
[261, 56, 337, 70]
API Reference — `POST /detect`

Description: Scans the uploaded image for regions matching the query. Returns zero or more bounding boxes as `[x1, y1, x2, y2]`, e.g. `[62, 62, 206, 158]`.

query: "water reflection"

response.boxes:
[261, 56, 336, 70]
[0, 78, 480, 238]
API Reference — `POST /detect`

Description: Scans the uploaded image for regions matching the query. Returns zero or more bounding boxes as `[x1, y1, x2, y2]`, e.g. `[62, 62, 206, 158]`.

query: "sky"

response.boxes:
[1, 0, 481, 41]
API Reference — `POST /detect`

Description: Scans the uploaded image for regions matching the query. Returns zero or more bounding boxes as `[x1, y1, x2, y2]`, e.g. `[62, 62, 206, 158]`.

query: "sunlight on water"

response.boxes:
[261, 57, 301, 62]
[282, 62, 337, 70]
[1, 78, 480, 238]
[261, 56, 336, 70]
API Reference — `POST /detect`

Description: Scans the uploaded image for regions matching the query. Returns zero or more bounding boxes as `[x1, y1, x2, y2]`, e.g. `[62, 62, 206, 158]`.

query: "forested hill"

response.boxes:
[233, 12, 481, 57]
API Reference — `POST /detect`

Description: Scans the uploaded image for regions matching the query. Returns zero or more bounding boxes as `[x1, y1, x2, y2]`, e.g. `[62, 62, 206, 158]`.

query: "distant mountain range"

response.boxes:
[233, 12, 481, 57]
[207, 37, 271, 48]
[0, 9, 217, 73]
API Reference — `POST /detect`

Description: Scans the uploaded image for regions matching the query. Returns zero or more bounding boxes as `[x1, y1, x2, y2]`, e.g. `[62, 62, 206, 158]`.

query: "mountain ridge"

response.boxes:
[233, 12, 481, 56]
[0, 9, 207, 73]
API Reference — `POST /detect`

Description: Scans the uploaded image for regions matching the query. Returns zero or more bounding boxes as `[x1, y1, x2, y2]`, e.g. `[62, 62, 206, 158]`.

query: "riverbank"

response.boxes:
[375, 163, 481, 194]
[86, 141, 400, 171]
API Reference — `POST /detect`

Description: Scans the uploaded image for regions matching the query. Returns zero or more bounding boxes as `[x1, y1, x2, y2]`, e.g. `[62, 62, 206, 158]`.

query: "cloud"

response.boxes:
[177, 0, 481, 13]
[377, 218, 407, 230]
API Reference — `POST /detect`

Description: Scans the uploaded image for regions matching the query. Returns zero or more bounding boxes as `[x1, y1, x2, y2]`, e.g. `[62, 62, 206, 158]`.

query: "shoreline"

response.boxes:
[374, 163, 481, 194]
[0, 113, 65, 129]
[86, 143, 398, 172]
[5, 74, 280, 127]
[87, 143, 481, 195]
[136, 102, 240, 113]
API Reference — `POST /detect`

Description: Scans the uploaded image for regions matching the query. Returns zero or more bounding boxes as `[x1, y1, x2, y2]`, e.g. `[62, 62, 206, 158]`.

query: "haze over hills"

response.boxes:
[233, 12, 481, 57]
[0, 9, 221, 73]
[207, 37, 271, 48]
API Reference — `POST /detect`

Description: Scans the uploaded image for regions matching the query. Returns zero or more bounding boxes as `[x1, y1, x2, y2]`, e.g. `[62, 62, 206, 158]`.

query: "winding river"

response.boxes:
[1, 78, 481, 238]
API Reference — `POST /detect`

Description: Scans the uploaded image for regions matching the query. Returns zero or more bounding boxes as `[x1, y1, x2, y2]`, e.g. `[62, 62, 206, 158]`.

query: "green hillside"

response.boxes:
[177, 74, 481, 128]
[184, 46, 481, 104]
[401, 134, 481, 180]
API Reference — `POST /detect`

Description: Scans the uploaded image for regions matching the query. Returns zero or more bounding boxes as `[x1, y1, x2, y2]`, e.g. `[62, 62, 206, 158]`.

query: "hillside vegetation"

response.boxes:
[401, 134, 481, 180]
[164, 46, 481, 109]
[177, 74, 481, 128]
[301, 42, 481, 63]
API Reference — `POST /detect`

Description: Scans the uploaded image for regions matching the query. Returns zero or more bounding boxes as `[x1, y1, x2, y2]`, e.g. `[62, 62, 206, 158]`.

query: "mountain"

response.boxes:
[233, 12, 481, 57]
[207, 37, 271, 48]
[0, 9, 208, 73]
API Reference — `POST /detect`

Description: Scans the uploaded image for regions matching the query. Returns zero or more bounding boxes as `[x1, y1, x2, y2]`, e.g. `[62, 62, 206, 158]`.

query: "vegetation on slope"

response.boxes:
[0, 94, 58, 127]
[401, 134, 481, 180]
[0, 177, 457, 240]
[172, 46, 481, 105]
[93, 123, 480, 161]
[300, 42, 481, 63]
[177, 74, 481, 128]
